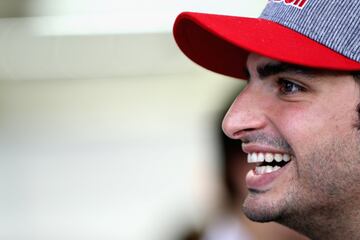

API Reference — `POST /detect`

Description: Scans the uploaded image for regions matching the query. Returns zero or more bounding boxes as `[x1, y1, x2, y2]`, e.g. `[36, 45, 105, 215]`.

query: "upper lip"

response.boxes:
[242, 142, 290, 155]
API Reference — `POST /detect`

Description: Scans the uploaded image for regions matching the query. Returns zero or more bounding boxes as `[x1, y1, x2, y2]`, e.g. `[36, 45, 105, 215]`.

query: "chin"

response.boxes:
[242, 194, 284, 223]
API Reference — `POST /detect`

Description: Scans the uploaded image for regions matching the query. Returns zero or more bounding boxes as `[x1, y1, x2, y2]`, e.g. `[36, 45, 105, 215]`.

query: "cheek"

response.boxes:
[272, 105, 322, 147]
[274, 103, 360, 197]
[274, 101, 352, 148]
[294, 134, 360, 200]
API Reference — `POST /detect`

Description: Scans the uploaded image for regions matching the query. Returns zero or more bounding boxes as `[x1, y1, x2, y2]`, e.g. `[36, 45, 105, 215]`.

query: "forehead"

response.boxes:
[246, 53, 279, 72]
[245, 53, 349, 79]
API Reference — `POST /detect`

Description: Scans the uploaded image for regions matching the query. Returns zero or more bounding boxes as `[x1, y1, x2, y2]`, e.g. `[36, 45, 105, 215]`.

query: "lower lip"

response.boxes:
[245, 163, 291, 191]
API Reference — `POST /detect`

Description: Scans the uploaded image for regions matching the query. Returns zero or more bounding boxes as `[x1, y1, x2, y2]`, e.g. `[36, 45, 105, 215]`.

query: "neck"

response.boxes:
[279, 200, 360, 240]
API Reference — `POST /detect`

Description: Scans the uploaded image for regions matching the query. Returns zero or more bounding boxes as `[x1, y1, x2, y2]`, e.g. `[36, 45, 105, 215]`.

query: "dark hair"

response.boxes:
[352, 72, 360, 129]
[353, 72, 360, 82]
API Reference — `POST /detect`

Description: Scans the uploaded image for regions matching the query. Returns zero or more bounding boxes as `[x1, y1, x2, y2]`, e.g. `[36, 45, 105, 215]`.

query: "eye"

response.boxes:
[278, 78, 305, 95]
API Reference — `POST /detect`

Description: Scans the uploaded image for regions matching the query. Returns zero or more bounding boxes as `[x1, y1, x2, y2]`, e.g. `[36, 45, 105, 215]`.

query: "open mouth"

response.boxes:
[247, 152, 292, 175]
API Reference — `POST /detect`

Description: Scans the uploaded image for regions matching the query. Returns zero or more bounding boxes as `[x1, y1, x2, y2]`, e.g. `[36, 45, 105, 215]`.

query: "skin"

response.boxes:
[222, 53, 360, 239]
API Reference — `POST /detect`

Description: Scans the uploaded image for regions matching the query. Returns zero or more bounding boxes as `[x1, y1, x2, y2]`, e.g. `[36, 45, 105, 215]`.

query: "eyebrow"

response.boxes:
[256, 62, 320, 79]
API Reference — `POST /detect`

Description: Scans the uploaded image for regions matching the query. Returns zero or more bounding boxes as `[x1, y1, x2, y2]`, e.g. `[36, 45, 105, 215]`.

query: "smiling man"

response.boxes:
[173, 0, 360, 239]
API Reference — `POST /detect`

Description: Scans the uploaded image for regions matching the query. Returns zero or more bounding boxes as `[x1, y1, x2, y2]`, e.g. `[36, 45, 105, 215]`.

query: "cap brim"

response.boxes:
[173, 12, 360, 79]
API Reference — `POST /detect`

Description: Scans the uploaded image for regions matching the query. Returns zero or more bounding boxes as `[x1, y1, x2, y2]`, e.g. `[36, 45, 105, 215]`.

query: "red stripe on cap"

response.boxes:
[173, 12, 360, 79]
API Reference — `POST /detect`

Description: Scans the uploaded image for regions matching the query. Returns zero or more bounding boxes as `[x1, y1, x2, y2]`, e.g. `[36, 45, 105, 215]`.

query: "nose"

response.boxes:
[222, 85, 268, 139]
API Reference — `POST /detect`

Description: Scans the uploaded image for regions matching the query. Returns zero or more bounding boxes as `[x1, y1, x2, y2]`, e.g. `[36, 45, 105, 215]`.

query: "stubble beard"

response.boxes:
[241, 130, 360, 239]
[241, 174, 298, 223]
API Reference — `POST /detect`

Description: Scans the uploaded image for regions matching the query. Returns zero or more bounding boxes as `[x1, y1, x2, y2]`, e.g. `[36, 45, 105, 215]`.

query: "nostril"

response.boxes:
[232, 128, 258, 139]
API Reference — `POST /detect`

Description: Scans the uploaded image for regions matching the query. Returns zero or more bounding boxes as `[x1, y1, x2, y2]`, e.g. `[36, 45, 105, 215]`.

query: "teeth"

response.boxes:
[247, 152, 292, 164]
[255, 166, 265, 174]
[273, 166, 281, 171]
[255, 165, 281, 174]
[265, 166, 273, 173]
[251, 153, 257, 163]
[248, 153, 266, 163]
[258, 153, 265, 162]
[274, 153, 282, 162]
[265, 153, 273, 162]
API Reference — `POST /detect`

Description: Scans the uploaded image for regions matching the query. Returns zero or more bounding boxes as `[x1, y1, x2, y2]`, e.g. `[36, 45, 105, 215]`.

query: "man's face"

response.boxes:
[222, 53, 360, 225]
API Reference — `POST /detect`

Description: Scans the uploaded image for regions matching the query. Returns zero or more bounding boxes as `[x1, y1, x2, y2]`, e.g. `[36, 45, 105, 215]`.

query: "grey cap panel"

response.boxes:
[260, 0, 360, 62]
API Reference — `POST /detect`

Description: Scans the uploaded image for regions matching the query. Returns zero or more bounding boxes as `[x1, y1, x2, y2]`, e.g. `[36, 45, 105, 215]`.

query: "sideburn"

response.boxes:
[353, 72, 360, 130]
[356, 103, 360, 130]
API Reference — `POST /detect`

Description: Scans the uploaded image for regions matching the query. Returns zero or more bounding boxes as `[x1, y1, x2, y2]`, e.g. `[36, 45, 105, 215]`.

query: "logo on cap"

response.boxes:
[271, 0, 309, 9]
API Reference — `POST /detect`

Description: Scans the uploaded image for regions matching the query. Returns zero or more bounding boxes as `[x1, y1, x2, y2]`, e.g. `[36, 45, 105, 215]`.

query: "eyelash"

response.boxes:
[277, 78, 306, 95]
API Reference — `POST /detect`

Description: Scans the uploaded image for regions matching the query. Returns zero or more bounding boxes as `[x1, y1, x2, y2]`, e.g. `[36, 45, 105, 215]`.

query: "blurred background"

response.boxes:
[0, 1, 272, 239]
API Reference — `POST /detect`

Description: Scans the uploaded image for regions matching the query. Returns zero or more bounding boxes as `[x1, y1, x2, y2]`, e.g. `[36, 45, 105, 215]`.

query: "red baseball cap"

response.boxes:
[173, 1, 360, 79]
